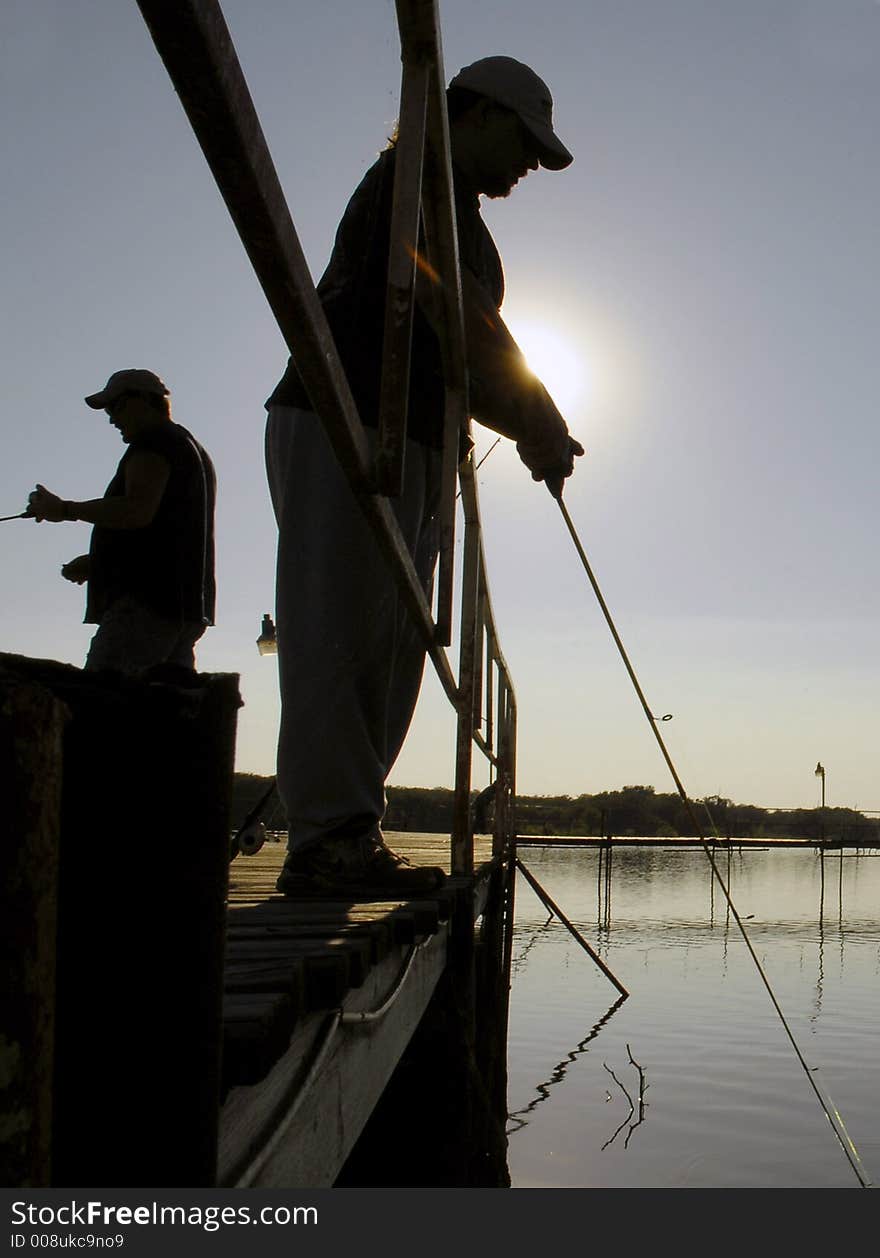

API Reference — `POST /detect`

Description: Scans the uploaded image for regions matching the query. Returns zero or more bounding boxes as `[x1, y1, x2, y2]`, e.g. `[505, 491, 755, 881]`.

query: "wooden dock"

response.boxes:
[1, 651, 513, 1188]
[219, 835, 498, 1187]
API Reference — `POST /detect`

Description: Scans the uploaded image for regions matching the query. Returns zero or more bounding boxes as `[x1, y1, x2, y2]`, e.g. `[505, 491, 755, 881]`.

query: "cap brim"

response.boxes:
[84, 391, 109, 409]
[523, 119, 573, 170]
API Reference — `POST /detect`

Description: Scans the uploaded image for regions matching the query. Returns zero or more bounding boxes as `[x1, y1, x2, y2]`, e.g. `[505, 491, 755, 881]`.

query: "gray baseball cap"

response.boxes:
[448, 56, 573, 170]
[85, 368, 169, 409]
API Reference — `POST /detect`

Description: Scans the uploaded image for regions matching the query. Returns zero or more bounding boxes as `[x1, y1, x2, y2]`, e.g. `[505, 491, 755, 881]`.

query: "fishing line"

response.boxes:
[555, 493, 872, 1188]
[475, 437, 502, 471]
[456, 438, 502, 501]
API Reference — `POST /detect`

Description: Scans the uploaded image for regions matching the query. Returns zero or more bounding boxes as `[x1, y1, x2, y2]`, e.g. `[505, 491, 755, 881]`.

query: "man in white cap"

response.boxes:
[28, 369, 216, 677]
[265, 56, 581, 895]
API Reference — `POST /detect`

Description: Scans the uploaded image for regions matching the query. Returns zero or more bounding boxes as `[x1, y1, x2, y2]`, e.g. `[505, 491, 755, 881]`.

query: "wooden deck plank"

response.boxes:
[222, 961, 304, 1002]
[226, 920, 393, 963]
[229, 904, 421, 946]
[218, 930, 450, 1187]
[226, 832, 495, 884]
[227, 897, 448, 934]
[218, 834, 500, 1158]
[225, 943, 355, 1007]
[225, 935, 372, 988]
[222, 993, 296, 1088]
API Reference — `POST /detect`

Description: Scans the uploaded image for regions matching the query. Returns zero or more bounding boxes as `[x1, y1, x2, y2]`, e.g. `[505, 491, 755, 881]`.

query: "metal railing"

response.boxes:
[135, 0, 517, 876]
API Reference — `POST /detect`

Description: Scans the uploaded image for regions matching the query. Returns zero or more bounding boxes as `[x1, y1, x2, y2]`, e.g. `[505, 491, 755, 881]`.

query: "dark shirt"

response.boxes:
[85, 423, 217, 626]
[266, 149, 504, 448]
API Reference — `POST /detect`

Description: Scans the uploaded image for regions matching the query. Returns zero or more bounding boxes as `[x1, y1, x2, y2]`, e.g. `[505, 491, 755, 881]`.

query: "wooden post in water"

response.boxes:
[0, 670, 68, 1186]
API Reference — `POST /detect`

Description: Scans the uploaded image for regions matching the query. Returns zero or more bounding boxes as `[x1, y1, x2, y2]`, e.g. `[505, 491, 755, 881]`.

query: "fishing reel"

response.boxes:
[230, 819, 267, 861]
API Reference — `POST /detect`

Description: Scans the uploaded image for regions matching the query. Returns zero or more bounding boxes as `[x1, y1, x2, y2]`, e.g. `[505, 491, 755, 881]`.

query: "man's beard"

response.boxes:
[481, 175, 516, 199]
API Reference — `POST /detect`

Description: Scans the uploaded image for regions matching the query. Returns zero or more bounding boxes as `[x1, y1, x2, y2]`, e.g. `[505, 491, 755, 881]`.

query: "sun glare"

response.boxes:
[507, 317, 591, 419]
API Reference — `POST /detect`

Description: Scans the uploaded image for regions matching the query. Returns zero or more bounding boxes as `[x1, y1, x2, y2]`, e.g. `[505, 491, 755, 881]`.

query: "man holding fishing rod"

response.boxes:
[25, 368, 216, 678]
[266, 56, 582, 897]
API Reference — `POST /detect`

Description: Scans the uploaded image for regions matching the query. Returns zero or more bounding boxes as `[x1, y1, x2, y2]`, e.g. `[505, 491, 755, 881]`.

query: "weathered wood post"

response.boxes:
[0, 670, 68, 1186]
[0, 653, 240, 1187]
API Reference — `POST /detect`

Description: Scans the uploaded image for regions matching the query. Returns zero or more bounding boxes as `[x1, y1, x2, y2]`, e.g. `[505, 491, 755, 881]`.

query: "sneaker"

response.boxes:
[276, 828, 446, 897]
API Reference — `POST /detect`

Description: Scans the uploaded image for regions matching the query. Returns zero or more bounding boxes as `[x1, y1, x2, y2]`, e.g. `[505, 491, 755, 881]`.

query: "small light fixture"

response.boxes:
[257, 612, 277, 656]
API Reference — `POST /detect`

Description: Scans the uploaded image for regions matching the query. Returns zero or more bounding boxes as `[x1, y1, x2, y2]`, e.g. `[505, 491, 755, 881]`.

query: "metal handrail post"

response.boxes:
[452, 473, 481, 876]
[472, 591, 486, 737]
[375, 53, 429, 496]
[419, 59, 468, 647]
[485, 624, 495, 755]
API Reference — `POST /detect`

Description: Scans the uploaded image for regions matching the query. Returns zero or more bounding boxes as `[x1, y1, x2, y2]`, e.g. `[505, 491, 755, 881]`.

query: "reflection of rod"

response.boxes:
[507, 993, 627, 1132]
[510, 913, 554, 976]
[515, 858, 628, 998]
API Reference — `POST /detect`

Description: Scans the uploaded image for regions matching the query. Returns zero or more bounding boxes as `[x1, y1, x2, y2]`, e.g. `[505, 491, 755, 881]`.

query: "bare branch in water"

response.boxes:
[602, 1050, 650, 1150]
[603, 1061, 634, 1112]
[601, 1061, 635, 1149]
[627, 1043, 649, 1117]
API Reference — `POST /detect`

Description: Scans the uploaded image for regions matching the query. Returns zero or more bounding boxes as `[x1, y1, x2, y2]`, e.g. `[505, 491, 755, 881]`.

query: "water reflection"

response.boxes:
[506, 845, 880, 1188]
[812, 913, 824, 1028]
[507, 994, 626, 1134]
[511, 913, 554, 976]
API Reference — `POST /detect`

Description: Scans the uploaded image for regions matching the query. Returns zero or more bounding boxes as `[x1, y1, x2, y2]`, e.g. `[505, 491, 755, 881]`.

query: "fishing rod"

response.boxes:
[552, 486, 873, 1189]
[0, 511, 30, 522]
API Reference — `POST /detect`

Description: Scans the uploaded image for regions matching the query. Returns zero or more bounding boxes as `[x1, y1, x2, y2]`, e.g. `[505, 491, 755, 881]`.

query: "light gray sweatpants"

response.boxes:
[265, 405, 442, 852]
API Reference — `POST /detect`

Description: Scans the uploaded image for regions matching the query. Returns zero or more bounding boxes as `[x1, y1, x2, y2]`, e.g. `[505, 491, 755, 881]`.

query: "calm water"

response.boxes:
[505, 843, 880, 1189]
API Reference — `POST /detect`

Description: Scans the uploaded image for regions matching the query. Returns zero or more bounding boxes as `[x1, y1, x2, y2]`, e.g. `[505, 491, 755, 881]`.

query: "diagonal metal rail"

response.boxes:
[515, 858, 628, 997]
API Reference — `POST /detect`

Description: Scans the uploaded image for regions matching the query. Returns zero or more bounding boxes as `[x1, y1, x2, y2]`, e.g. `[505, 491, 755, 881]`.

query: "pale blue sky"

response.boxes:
[3, 1, 879, 810]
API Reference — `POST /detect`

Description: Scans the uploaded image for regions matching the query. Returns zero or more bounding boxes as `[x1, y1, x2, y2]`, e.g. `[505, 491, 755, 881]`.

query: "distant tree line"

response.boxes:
[232, 776, 879, 843]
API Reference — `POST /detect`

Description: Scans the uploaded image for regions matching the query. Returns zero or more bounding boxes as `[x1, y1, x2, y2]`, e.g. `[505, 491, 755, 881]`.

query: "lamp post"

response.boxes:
[815, 762, 826, 842]
[256, 612, 277, 656]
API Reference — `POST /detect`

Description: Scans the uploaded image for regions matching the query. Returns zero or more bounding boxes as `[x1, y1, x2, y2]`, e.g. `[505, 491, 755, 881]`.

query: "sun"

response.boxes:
[505, 316, 591, 419]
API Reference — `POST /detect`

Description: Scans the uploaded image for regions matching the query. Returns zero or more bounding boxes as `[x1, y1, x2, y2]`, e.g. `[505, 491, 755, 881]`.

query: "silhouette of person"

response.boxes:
[28, 369, 216, 678]
[265, 57, 581, 895]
